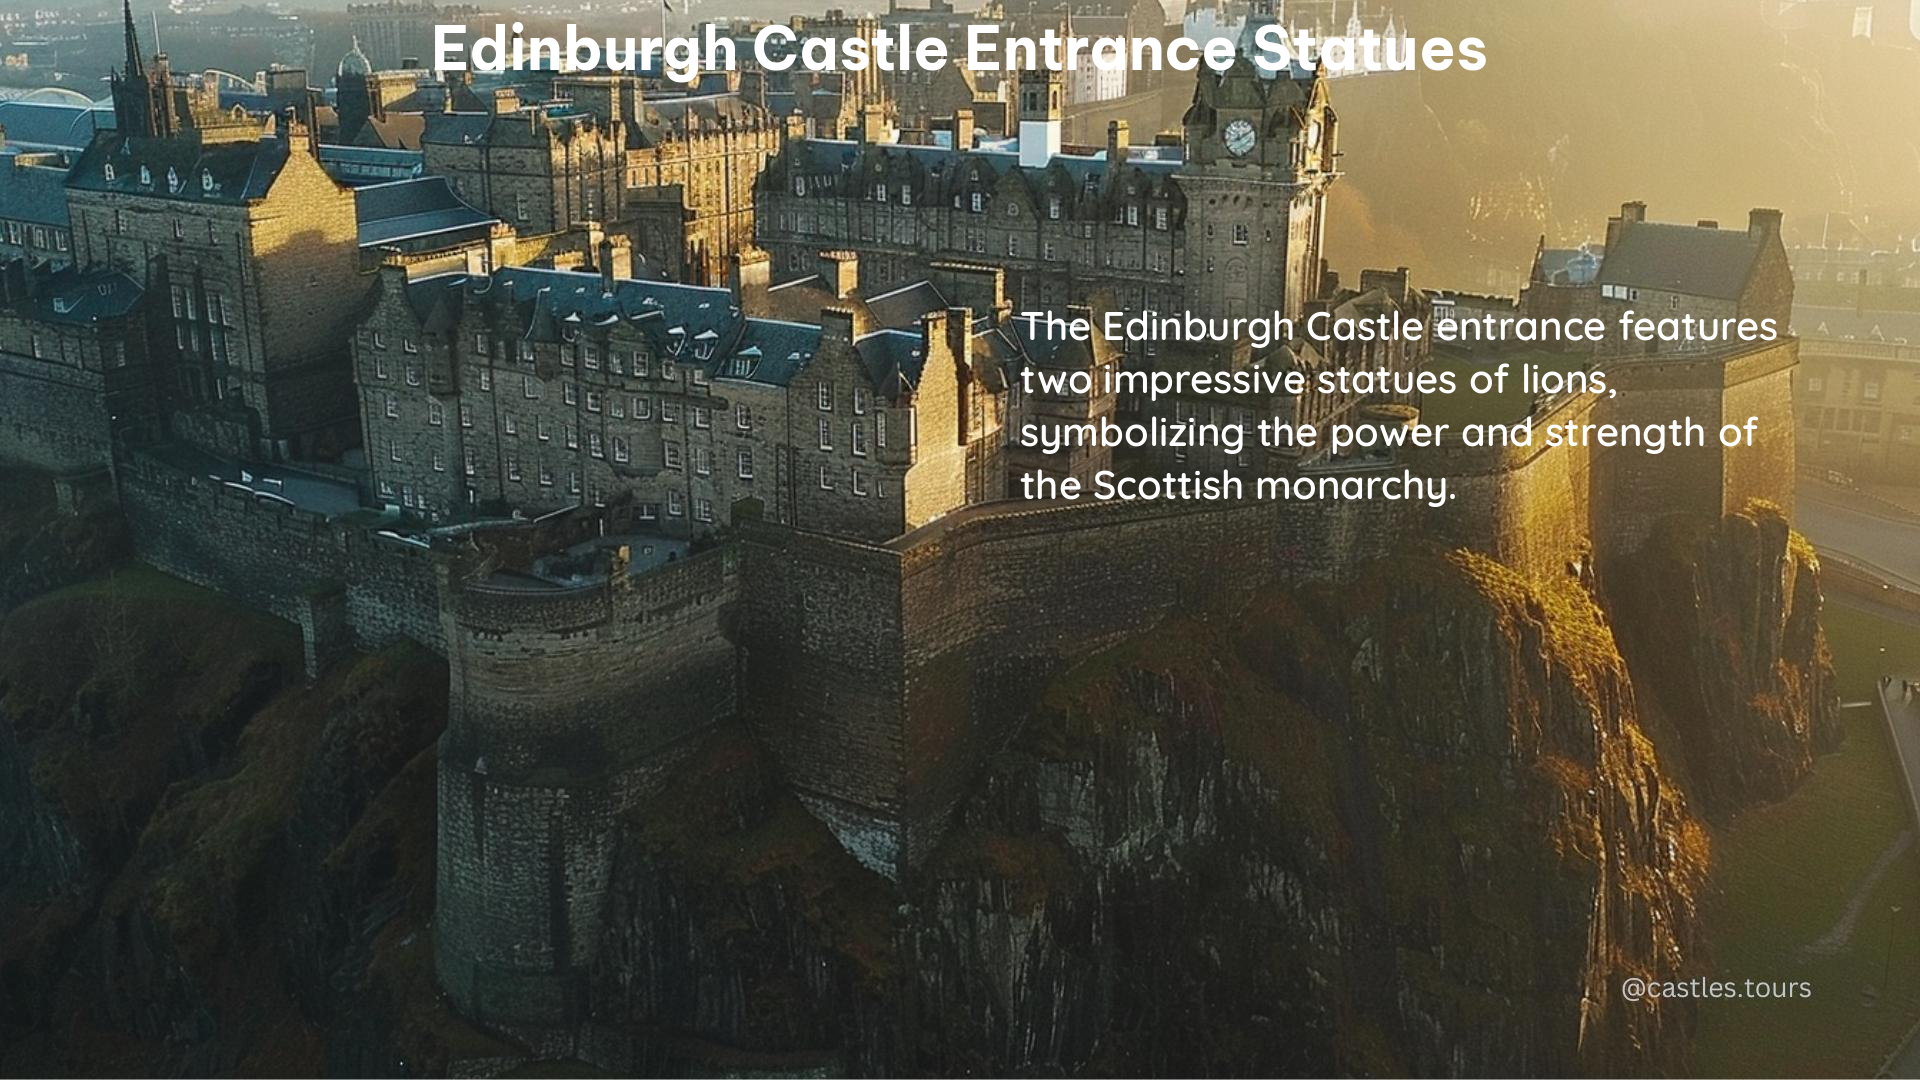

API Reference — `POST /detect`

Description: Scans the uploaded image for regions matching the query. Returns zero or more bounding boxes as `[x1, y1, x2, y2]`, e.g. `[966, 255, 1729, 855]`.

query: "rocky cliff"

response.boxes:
[0, 569, 503, 1074]
[592, 548, 1714, 1075]
[1611, 503, 1840, 820]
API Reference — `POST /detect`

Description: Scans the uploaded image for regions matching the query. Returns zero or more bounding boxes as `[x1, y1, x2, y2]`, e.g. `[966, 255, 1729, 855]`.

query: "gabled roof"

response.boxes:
[18, 265, 143, 323]
[355, 175, 494, 249]
[1597, 223, 1768, 301]
[66, 130, 293, 205]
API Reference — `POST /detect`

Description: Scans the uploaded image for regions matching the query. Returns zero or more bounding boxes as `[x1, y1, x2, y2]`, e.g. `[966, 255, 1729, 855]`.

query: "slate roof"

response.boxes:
[402, 267, 824, 387]
[0, 100, 103, 152]
[0, 154, 72, 228]
[1597, 223, 1767, 301]
[66, 131, 293, 205]
[317, 143, 423, 185]
[22, 266, 143, 324]
[355, 175, 495, 249]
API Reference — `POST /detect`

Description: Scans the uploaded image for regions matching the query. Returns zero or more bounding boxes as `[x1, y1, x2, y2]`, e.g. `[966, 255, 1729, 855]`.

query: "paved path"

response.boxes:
[1800, 495, 1920, 591]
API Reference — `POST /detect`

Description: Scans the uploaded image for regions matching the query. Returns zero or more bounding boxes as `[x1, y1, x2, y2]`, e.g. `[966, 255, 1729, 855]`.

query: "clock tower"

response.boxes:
[1178, 56, 1337, 323]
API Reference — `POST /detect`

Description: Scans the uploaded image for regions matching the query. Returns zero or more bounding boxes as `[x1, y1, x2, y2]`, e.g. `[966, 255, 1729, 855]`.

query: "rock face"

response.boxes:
[591, 550, 1709, 1075]
[1611, 504, 1840, 820]
[0, 575, 496, 1075]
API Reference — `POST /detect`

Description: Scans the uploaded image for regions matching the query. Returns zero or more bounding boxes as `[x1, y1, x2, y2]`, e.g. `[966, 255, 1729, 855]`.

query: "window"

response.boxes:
[613, 436, 630, 462]
[172, 219, 184, 241]
[852, 420, 867, 457]
[379, 479, 395, 498]
[817, 416, 833, 451]
[852, 469, 869, 497]
[1126, 205, 1139, 227]
[518, 341, 535, 363]
[564, 382, 578, 405]
[668, 490, 685, 516]
[818, 464, 835, 490]
[1007, 236, 1019, 257]
[537, 418, 550, 442]
[388, 439, 402, 462]
[632, 350, 648, 376]
[818, 382, 833, 411]
[1807, 377, 1824, 394]
[1048, 195, 1062, 220]
[514, 193, 528, 222]
[568, 471, 580, 494]
[402, 336, 417, 354]
[375, 356, 389, 380]
[971, 192, 984, 213]
[901, 186, 912, 207]
[586, 390, 601, 413]
[524, 376, 539, 399]
[507, 456, 522, 481]
[505, 412, 518, 435]
[589, 432, 603, 458]
[385, 395, 400, 419]
[639, 501, 658, 521]
[1864, 382, 1882, 402]
[634, 395, 652, 419]
[665, 442, 683, 470]
[1043, 240, 1057, 260]
[694, 498, 713, 523]
[694, 447, 710, 476]
[565, 425, 578, 449]
[464, 448, 475, 476]
[876, 412, 888, 449]
[737, 448, 754, 479]
[662, 357, 677, 380]
[662, 401, 679, 423]
[691, 367, 708, 387]
[479, 369, 492, 392]
[474, 333, 489, 356]
[428, 400, 443, 425]
[693, 406, 710, 429]
[873, 182, 888, 203]
[1156, 207, 1169, 231]
[540, 463, 554, 486]
[406, 365, 421, 387]
[735, 402, 752, 430]
[611, 396, 625, 418]
[1233, 223, 1249, 245]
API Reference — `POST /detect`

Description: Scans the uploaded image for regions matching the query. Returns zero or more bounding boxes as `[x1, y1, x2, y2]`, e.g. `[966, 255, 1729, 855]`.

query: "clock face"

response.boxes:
[1223, 118, 1257, 157]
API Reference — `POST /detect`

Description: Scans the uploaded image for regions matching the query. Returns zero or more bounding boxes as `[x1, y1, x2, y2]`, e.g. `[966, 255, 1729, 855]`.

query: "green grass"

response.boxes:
[1692, 599, 1920, 1077]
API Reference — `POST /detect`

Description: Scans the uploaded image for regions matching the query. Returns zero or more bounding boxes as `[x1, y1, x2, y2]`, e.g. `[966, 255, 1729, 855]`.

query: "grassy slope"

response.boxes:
[1693, 601, 1920, 1076]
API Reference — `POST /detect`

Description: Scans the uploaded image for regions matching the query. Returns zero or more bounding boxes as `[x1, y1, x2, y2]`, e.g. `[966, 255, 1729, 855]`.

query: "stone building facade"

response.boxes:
[0, 264, 155, 471]
[351, 260, 1006, 540]
[756, 58, 1336, 323]
[421, 94, 628, 238]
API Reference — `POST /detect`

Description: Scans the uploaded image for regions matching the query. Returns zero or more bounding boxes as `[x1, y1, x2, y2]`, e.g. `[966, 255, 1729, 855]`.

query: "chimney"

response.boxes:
[620, 77, 644, 127]
[952, 107, 974, 151]
[929, 262, 1005, 315]
[819, 307, 856, 352]
[856, 103, 887, 145]
[820, 250, 859, 299]
[1697, 219, 1719, 229]
[1604, 215, 1623, 253]
[1106, 119, 1130, 165]
[597, 236, 617, 294]
[1359, 266, 1411, 305]
[1749, 207, 1783, 244]
[784, 111, 809, 144]
[1621, 200, 1647, 225]
[491, 87, 519, 115]
[731, 247, 771, 300]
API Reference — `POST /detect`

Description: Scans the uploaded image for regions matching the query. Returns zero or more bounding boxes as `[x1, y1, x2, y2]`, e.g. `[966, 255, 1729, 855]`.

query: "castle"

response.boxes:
[0, 10, 1804, 1058]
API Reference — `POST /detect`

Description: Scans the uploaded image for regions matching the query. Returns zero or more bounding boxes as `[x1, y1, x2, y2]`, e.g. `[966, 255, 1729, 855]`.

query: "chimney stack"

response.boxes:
[1748, 207, 1783, 244]
[491, 87, 519, 115]
[952, 107, 974, 151]
[1106, 119, 1130, 165]
[820, 250, 859, 299]
[856, 103, 888, 145]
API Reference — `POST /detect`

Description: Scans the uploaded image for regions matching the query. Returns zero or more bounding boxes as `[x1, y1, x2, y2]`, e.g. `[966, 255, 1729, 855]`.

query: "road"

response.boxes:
[1799, 494, 1920, 590]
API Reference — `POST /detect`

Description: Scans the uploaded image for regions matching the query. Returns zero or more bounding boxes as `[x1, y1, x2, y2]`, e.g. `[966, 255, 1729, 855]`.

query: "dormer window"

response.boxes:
[167, 167, 180, 194]
[201, 170, 214, 193]
[138, 165, 151, 186]
[104, 163, 116, 182]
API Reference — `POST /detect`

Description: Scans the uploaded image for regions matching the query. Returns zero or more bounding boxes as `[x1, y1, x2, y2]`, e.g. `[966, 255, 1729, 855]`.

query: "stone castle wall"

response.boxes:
[434, 547, 740, 1029]
[118, 454, 444, 651]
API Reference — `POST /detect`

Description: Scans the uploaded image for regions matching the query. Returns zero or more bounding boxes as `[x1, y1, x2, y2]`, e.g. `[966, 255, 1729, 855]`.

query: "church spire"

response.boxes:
[122, 0, 145, 79]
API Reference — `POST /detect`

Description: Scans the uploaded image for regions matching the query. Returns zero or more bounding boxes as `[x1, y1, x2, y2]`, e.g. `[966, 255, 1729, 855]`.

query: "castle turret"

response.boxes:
[1016, 62, 1062, 169]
